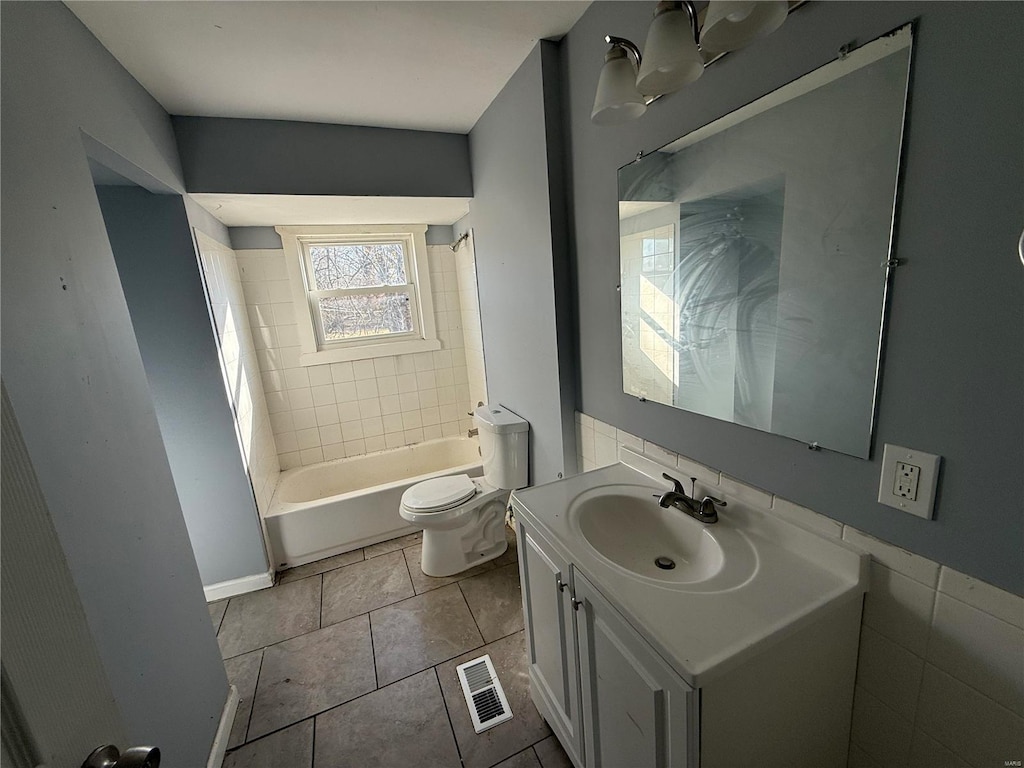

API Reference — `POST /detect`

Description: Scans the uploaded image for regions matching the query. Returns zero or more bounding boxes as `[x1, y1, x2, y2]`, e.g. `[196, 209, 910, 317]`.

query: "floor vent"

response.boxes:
[456, 654, 513, 733]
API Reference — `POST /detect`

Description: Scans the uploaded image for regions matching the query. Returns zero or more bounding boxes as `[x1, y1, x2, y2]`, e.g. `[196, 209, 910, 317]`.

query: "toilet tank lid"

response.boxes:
[474, 405, 529, 434]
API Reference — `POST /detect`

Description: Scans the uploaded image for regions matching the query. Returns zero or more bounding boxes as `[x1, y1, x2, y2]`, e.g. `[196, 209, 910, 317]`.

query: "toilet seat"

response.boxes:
[402, 474, 478, 513]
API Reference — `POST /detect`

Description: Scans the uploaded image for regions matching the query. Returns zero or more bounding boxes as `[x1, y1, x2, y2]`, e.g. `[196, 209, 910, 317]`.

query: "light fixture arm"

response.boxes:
[604, 35, 643, 69]
[674, 1, 700, 48]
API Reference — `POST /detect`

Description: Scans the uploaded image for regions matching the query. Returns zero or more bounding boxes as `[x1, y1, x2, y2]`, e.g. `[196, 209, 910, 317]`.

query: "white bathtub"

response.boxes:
[265, 437, 482, 569]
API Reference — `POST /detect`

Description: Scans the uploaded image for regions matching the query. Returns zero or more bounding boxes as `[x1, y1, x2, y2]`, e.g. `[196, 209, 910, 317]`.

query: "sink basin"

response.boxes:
[568, 484, 758, 591]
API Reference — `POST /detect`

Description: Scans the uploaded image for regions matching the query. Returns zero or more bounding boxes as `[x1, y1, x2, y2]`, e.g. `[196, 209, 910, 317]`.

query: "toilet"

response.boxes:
[400, 405, 529, 577]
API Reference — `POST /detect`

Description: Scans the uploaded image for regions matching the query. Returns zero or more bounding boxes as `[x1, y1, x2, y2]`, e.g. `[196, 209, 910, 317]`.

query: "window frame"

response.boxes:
[277, 224, 440, 366]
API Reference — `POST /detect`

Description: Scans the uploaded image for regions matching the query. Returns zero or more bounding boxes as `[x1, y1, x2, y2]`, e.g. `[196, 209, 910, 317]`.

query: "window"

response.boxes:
[641, 224, 675, 278]
[278, 225, 440, 365]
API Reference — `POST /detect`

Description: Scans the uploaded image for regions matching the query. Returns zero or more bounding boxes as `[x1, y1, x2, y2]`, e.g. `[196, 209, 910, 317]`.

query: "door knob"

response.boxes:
[83, 745, 160, 768]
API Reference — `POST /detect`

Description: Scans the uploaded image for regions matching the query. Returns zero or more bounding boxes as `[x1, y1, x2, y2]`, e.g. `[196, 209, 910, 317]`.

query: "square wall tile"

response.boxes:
[907, 730, 970, 768]
[855, 625, 924, 720]
[299, 447, 323, 465]
[938, 567, 1024, 629]
[862, 562, 935, 656]
[642, 440, 677, 468]
[928, 593, 1024, 714]
[674, 452, 720, 489]
[330, 362, 354, 383]
[771, 496, 843, 538]
[917, 663, 1024, 767]
[843, 528, 940, 588]
[307, 365, 333, 387]
[849, 685, 912, 767]
[719, 475, 772, 509]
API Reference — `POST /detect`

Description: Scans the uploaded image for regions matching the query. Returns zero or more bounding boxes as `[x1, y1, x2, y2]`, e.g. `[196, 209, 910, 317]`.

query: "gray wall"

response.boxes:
[96, 186, 270, 586]
[1, 3, 229, 764]
[173, 116, 473, 196]
[563, 2, 1023, 593]
[460, 41, 577, 485]
[229, 224, 455, 250]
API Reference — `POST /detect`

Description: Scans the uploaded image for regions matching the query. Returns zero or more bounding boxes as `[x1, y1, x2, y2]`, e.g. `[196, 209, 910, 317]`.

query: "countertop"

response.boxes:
[510, 449, 868, 687]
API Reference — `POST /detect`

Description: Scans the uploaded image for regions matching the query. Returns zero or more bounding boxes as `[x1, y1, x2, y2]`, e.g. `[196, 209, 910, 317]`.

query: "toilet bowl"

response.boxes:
[399, 474, 509, 577]
[399, 404, 529, 577]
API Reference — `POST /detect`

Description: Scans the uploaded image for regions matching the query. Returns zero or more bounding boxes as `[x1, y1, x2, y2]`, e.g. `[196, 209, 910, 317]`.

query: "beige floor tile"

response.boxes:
[222, 720, 313, 768]
[313, 670, 460, 768]
[218, 577, 321, 659]
[248, 615, 375, 739]
[436, 631, 550, 768]
[371, 583, 483, 686]
[321, 550, 414, 626]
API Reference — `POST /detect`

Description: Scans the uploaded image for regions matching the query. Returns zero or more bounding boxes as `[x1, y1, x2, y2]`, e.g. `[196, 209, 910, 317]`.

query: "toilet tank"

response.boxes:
[474, 405, 529, 490]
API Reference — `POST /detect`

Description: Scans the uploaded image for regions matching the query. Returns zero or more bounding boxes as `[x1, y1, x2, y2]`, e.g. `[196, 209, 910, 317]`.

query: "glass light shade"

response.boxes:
[700, 0, 788, 52]
[635, 5, 704, 96]
[592, 48, 647, 125]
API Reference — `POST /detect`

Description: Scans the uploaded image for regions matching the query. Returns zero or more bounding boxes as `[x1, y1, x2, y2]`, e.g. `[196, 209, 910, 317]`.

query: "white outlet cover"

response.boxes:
[878, 443, 941, 519]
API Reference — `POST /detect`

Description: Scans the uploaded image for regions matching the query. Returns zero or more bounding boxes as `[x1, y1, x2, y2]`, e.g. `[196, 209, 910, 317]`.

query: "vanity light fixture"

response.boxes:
[592, 0, 793, 126]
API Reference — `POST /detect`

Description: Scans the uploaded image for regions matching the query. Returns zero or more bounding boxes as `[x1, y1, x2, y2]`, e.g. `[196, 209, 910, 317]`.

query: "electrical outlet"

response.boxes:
[878, 444, 940, 519]
[893, 461, 920, 500]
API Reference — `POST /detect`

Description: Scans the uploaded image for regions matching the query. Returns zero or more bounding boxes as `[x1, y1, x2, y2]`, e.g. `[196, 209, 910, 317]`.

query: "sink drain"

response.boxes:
[654, 556, 676, 570]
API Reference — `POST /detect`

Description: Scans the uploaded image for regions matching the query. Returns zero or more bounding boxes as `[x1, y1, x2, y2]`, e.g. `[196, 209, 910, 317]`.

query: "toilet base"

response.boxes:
[420, 502, 509, 577]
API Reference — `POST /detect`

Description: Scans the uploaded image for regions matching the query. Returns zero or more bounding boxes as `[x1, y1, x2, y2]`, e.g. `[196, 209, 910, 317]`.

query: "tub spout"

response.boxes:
[467, 428, 479, 438]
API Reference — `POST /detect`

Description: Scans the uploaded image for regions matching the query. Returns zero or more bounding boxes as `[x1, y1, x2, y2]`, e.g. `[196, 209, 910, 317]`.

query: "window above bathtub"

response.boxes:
[277, 224, 440, 366]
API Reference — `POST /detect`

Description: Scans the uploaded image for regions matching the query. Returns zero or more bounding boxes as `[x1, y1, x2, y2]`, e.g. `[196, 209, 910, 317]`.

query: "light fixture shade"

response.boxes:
[592, 47, 647, 125]
[700, 0, 788, 52]
[635, 3, 704, 96]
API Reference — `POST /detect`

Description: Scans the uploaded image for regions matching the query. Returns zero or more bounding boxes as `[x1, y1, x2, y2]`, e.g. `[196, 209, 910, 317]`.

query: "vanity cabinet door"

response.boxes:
[517, 519, 584, 766]
[573, 570, 698, 768]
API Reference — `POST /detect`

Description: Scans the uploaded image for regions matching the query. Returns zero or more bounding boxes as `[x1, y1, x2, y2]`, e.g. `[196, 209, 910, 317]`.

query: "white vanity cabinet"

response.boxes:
[512, 453, 867, 768]
[518, 517, 696, 768]
[573, 569, 698, 768]
[518, 520, 584, 765]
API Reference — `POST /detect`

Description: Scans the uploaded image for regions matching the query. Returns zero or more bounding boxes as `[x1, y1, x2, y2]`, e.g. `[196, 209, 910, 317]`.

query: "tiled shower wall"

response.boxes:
[235, 245, 479, 469]
[195, 233, 280, 514]
[576, 412, 1024, 768]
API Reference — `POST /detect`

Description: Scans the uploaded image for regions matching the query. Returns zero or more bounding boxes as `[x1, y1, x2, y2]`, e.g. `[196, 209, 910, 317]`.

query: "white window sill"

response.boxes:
[299, 337, 441, 366]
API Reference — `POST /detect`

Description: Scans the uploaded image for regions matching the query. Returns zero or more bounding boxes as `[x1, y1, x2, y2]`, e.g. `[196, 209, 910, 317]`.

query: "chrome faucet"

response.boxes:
[655, 473, 726, 524]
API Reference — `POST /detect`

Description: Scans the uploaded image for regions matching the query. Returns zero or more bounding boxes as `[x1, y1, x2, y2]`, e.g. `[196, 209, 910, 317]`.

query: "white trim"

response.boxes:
[203, 570, 274, 602]
[206, 684, 239, 768]
[298, 337, 440, 366]
[276, 224, 438, 366]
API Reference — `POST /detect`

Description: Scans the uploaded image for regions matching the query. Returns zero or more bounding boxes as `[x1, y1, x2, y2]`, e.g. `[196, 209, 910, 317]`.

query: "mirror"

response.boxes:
[619, 25, 913, 458]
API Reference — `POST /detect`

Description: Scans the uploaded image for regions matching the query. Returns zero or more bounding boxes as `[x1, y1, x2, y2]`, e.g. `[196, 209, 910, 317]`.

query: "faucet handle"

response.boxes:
[701, 495, 727, 508]
[662, 473, 687, 495]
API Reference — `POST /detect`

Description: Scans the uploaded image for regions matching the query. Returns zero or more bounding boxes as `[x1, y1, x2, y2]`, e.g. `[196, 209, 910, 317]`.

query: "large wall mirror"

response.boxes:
[619, 25, 913, 458]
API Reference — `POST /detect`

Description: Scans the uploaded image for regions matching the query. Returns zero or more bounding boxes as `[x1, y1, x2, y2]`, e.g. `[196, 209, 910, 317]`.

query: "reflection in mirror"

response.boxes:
[620, 25, 913, 458]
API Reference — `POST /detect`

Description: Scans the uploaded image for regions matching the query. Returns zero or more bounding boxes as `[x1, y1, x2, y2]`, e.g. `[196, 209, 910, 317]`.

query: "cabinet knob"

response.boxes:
[571, 597, 583, 611]
[556, 577, 568, 593]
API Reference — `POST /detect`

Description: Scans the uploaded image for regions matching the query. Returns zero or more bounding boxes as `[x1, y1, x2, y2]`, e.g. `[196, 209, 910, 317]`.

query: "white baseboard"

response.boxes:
[204, 570, 274, 602]
[207, 684, 239, 768]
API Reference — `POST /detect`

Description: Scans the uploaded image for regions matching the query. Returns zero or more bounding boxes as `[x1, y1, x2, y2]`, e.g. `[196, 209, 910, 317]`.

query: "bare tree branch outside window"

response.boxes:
[307, 242, 414, 340]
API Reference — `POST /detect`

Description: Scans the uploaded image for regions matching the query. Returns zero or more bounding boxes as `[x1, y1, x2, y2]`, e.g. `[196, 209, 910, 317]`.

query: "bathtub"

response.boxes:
[265, 437, 482, 569]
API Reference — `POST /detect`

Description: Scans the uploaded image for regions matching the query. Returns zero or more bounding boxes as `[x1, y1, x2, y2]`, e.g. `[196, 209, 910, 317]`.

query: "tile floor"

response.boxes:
[208, 527, 572, 768]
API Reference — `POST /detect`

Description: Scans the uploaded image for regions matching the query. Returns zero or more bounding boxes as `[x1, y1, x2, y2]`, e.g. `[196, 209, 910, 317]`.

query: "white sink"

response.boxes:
[569, 483, 758, 591]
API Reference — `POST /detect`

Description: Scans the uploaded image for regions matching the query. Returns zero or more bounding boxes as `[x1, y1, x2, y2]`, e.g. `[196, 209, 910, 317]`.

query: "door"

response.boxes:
[574, 570, 698, 768]
[517, 519, 584, 765]
[0, 383, 127, 767]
